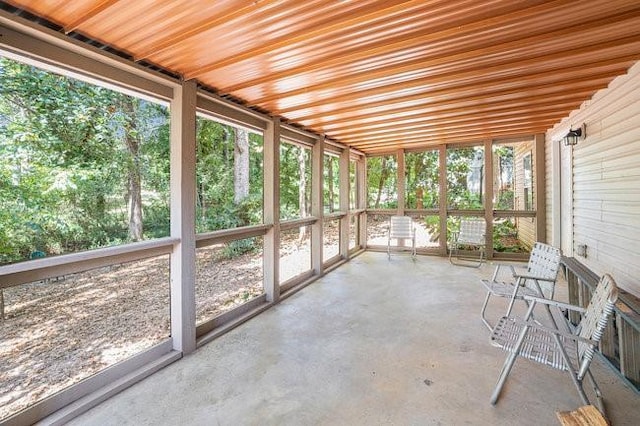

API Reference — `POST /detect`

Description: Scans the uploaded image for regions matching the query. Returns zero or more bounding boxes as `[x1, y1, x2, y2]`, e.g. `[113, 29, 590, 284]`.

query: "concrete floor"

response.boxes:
[69, 252, 640, 426]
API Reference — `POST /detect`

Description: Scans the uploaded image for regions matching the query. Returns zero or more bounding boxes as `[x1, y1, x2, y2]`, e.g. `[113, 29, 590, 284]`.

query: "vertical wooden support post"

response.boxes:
[339, 148, 350, 259]
[361, 156, 369, 248]
[170, 79, 197, 354]
[484, 139, 494, 260]
[438, 145, 447, 256]
[396, 149, 405, 216]
[263, 118, 281, 302]
[311, 137, 325, 275]
[534, 133, 547, 243]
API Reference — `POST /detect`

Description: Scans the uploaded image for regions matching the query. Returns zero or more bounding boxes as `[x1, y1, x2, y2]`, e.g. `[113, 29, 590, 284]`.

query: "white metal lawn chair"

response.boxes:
[490, 274, 618, 416]
[387, 215, 416, 259]
[480, 242, 561, 331]
[448, 218, 486, 267]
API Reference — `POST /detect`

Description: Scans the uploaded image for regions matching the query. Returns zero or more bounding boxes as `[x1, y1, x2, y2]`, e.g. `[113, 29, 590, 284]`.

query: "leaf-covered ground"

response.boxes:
[0, 230, 341, 421]
[0, 219, 446, 420]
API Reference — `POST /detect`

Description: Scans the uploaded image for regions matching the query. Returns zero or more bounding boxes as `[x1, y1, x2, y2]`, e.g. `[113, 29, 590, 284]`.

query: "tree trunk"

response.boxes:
[121, 97, 143, 241]
[375, 158, 389, 209]
[413, 156, 425, 209]
[234, 127, 250, 205]
[327, 157, 335, 213]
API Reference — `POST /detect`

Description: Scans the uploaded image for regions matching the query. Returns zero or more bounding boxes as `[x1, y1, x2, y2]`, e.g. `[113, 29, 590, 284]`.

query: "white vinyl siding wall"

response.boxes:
[514, 140, 535, 249]
[547, 61, 640, 297]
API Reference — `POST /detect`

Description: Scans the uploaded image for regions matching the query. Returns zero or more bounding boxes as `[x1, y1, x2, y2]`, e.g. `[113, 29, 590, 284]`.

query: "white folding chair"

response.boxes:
[448, 218, 485, 267]
[480, 242, 561, 330]
[387, 216, 416, 259]
[490, 274, 618, 417]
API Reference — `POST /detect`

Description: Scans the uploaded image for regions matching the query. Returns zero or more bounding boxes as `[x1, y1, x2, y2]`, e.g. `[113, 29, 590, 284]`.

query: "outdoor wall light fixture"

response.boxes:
[563, 123, 586, 146]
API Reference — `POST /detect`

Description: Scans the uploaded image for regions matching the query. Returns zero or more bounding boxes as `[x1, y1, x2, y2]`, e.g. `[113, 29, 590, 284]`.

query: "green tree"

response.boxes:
[0, 57, 170, 263]
[367, 155, 397, 209]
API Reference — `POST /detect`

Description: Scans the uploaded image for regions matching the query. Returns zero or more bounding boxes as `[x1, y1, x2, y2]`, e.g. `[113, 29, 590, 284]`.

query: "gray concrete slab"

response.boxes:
[68, 252, 640, 426]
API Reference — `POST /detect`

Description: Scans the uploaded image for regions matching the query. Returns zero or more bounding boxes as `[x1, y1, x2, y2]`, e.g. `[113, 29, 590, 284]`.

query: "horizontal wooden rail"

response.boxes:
[446, 210, 485, 217]
[405, 209, 440, 215]
[0, 237, 178, 289]
[323, 211, 346, 220]
[561, 256, 640, 392]
[279, 217, 317, 232]
[364, 209, 394, 215]
[492, 210, 537, 218]
[195, 224, 271, 248]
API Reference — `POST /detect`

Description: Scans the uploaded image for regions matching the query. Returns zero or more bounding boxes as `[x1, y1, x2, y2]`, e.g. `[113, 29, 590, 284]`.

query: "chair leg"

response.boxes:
[490, 348, 520, 405]
[450, 245, 484, 267]
[481, 291, 494, 331]
[491, 305, 536, 405]
[504, 283, 521, 319]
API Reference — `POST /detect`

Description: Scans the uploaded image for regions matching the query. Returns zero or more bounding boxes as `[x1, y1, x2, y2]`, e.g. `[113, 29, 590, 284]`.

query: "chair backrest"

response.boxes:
[389, 216, 413, 239]
[576, 274, 618, 376]
[525, 242, 562, 298]
[458, 218, 485, 245]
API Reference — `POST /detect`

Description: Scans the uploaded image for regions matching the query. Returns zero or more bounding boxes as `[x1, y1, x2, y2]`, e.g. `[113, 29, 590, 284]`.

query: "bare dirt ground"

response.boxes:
[0, 229, 340, 421]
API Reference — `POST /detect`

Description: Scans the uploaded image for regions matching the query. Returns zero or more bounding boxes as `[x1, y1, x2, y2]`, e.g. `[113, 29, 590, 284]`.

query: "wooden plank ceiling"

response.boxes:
[4, 0, 640, 153]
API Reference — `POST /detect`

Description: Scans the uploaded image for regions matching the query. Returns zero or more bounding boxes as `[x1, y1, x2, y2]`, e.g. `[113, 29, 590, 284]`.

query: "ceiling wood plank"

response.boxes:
[216, 0, 621, 94]
[286, 67, 627, 123]
[63, 0, 122, 34]
[225, 9, 640, 101]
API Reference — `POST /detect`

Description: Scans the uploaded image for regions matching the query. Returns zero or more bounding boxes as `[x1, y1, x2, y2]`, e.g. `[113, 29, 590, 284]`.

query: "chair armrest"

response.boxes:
[512, 273, 556, 282]
[490, 263, 526, 281]
[523, 295, 587, 313]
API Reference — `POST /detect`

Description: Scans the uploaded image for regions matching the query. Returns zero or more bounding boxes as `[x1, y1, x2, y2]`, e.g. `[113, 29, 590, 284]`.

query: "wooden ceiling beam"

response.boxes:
[329, 102, 579, 140]
[347, 120, 556, 147]
[312, 81, 606, 131]
[361, 133, 533, 153]
[358, 128, 549, 153]
[217, 0, 637, 93]
[340, 111, 567, 144]
[274, 54, 637, 116]
[230, 13, 640, 103]
[134, 0, 283, 60]
[287, 68, 624, 123]
[180, 0, 436, 78]
[187, 0, 549, 81]
[320, 94, 588, 135]
[63, 0, 122, 34]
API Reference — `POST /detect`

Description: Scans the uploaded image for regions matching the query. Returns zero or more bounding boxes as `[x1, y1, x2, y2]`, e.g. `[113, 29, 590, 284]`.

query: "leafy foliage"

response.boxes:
[195, 117, 263, 233]
[279, 142, 311, 220]
[0, 57, 169, 264]
[405, 151, 439, 209]
[446, 146, 484, 210]
[367, 155, 397, 209]
[493, 219, 527, 253]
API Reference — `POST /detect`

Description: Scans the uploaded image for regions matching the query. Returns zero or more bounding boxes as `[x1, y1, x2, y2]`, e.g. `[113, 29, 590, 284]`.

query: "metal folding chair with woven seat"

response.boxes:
[480, 242, 561, 331]
[387, 215, 416, 259]
[489, 274, 619, 417]
[448, 218, 485, 267]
